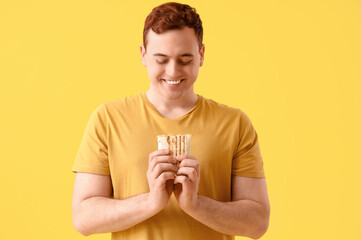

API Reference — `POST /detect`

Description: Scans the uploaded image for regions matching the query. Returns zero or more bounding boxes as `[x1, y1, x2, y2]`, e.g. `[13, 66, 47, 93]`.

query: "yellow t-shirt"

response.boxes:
[72, 92, 265, 240]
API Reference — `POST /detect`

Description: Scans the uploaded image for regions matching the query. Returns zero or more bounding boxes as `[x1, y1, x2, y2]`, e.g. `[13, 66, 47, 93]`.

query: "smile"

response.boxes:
[164, 79, 183, 85]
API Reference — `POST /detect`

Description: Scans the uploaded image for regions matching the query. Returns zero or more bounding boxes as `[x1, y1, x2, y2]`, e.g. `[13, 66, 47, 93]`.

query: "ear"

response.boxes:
[140, 44, 147, 66]
[199, 44, 205, 67]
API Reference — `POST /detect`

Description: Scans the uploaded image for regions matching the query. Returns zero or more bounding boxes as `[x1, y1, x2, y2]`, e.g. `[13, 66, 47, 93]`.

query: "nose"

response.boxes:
[165, 60, 180, 79]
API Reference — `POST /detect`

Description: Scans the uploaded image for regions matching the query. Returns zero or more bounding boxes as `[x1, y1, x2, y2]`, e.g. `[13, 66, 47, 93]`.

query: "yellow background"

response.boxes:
[1, 0, 360, 239]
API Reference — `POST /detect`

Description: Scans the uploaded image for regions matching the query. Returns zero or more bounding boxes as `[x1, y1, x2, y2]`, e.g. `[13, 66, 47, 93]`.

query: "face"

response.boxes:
[140, 27, 205, 100]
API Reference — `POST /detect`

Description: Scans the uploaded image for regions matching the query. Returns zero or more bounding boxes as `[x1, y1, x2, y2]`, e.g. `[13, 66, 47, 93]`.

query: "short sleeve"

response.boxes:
[232, 111, 265, 178]
[72, 104, 110, 175]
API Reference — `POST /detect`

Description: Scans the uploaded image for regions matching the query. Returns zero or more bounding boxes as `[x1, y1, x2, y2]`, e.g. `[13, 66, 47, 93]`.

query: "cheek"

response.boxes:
[188, 66, 199, 78]
[147, 65, 162, 77]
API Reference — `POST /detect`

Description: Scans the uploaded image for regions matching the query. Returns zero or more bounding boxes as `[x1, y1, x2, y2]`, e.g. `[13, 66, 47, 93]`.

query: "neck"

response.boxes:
[145, 88, 199, 118]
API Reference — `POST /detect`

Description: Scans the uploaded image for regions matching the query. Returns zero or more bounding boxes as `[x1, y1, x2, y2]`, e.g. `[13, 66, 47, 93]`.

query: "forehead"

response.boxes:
[146, 27, 199, 55]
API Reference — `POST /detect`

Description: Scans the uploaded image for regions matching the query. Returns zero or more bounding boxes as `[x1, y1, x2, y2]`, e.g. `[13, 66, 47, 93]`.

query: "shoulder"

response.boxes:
[88, 93, 143, 122]
[92, 93, 143, 115]
[102, 93, 143, 111]
[198, 95, 256, 132]
[199, 95, 245, 119]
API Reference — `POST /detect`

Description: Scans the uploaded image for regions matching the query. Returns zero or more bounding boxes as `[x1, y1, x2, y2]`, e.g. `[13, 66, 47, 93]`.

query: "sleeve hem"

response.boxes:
[72, 164, 110, 176]
[232, 171, 265, 178]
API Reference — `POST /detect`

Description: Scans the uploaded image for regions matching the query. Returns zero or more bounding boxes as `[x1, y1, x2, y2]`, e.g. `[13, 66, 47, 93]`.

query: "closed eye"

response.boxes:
[179, 60, 192, 65]
[156, 60, 192, 65]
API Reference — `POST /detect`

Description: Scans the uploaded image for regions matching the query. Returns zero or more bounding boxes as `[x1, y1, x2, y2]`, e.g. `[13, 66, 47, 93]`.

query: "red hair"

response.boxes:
[143, 2, 203, 51]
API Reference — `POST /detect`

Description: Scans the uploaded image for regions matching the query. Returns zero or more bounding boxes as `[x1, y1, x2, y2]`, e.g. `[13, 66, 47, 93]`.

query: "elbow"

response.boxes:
[72, 211, 92, 236]
[249, 209, 270, 239]
[250, 220, 269, 239]
[73, 218, 89, 236]
[72, 199, 95, 236]
[73, 219, 91, 236]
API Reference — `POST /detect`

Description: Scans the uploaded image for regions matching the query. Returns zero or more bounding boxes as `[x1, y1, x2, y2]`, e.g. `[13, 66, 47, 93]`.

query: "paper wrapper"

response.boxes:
[157, 134, 191, 157]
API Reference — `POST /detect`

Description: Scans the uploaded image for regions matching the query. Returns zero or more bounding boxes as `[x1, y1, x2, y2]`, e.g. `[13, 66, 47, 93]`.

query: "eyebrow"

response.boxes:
[153, 53, 194, 57]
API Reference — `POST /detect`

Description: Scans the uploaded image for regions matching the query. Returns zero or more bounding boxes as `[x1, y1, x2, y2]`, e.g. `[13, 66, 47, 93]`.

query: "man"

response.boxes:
[72, 2, 270, 240]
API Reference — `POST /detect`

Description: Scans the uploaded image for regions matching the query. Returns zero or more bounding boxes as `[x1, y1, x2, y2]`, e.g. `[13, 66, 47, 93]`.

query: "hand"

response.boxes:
[147, 149, 178, 213]
[173, 155, 200, 213]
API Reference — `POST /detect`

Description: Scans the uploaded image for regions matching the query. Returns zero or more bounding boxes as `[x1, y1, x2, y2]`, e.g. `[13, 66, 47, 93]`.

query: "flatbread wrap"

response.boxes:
[157, 134, 191, 156]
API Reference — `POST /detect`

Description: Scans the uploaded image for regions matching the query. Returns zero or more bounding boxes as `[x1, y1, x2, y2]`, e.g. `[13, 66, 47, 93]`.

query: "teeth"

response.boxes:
[165, 79, 182, 85]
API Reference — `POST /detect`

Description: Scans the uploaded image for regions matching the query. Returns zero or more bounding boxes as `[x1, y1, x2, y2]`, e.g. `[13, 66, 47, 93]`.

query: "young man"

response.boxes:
[72, 2, 270, 240]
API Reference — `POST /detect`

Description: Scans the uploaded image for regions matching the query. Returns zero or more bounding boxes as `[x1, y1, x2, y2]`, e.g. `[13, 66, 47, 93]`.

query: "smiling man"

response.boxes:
[72, 2, 270, 240]
[141, 26, 203, 118]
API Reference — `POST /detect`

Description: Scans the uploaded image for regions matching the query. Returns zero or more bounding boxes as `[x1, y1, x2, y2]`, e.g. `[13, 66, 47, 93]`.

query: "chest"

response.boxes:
[106, 111, 239, 200]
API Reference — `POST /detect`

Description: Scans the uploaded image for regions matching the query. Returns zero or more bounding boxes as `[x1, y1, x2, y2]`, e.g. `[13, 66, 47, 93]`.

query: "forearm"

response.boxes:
[72, 193, 156, 236]
[186, 195, 269, 239]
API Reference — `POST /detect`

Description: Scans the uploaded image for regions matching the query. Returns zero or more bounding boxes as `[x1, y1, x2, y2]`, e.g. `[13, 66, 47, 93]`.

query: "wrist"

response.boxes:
[182, 194, 200, 215]
[145, 192, 162, 215]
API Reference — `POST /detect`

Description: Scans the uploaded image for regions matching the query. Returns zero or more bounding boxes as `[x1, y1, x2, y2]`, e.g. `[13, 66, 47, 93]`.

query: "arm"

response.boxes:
[72, 172, 154, 236]
[72, 149, 178, 236]
[174, 156, 270, 239]
[191, 176, 270, 239]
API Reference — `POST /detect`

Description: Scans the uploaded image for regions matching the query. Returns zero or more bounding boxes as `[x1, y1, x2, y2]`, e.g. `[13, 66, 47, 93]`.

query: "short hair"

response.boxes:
[143, 2, 203, 51]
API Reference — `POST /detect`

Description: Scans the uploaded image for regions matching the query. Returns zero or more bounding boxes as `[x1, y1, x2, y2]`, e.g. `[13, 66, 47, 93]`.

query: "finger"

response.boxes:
[174, 175, 189, 185]
[149, 149, 170, 163]
[152, 163, 178, 179]
[157, 172, 175, 186]
[174, 176, 193, 192]
[177, 167, 198, 182]
[149, 156, 177, 172]
[151, 155, 177, 165]
[178, 159, 200, 175]
[176, 154, 197, 161]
